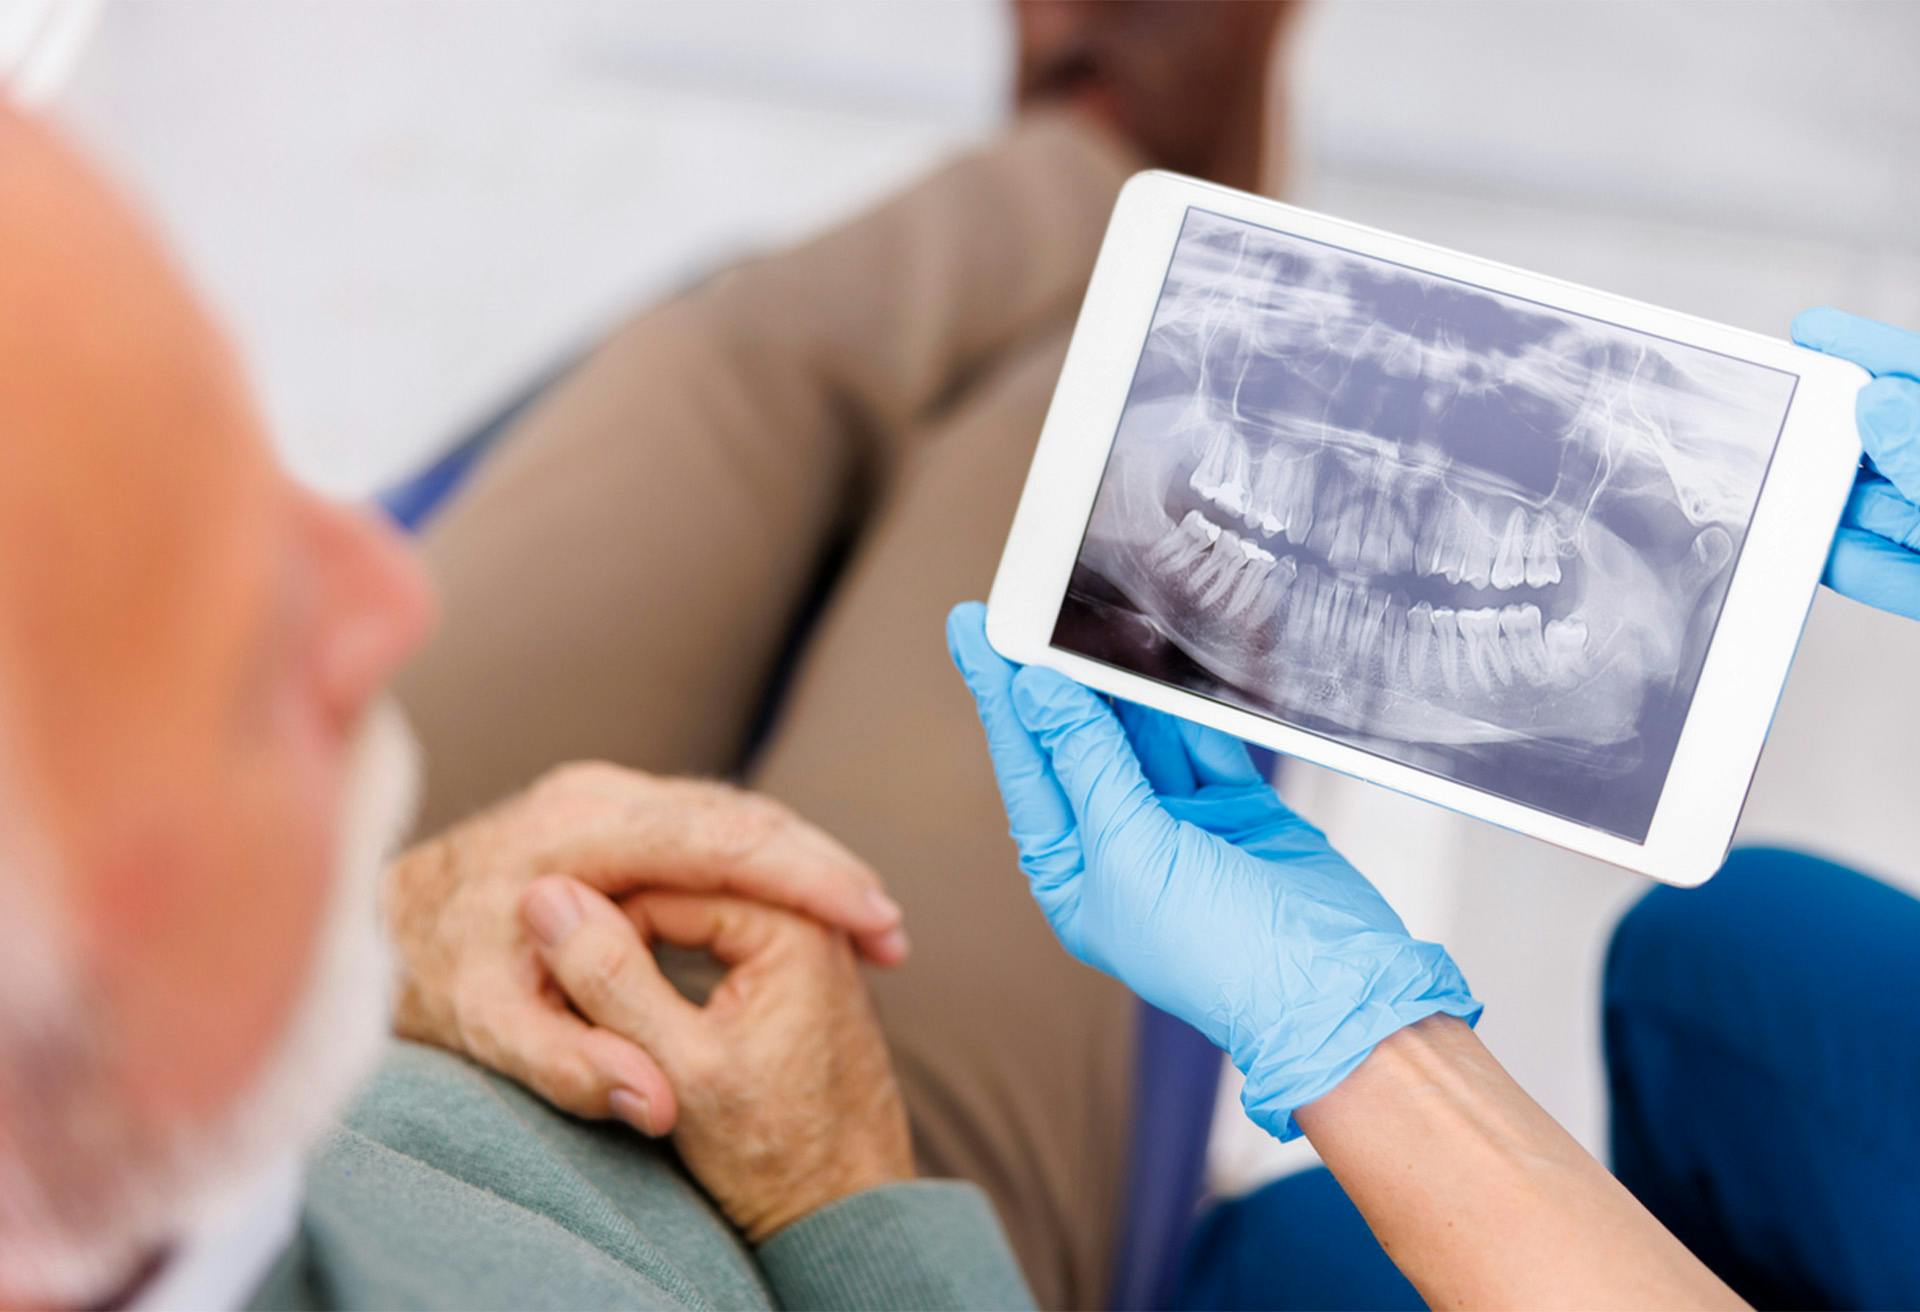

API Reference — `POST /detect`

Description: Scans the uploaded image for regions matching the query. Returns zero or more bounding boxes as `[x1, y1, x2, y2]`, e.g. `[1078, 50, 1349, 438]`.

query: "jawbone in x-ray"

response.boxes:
[1056, 209, 1797, 840]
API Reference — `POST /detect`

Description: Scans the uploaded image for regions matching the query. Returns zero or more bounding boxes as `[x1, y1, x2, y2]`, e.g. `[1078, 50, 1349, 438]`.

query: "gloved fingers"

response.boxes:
[1115, 698, 1200, 796]
[1843, 473, 1920, 552]
[1823, 527, 1920, 622]
[1793, 307, 1920, 381]
[1010, 666, 1183, 863]
[1855, 376, 1920, 509]
[945, 603, 1082, 879]
[1114, 698, 1262, 794]
[1174, 717, 1265, 788]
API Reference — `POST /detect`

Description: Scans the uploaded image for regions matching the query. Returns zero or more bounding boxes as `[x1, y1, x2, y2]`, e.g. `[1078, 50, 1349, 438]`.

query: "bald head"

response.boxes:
[0, 105, 278, 856]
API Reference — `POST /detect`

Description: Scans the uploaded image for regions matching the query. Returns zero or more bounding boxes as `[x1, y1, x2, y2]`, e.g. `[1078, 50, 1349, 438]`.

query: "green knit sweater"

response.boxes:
[247, 1042, 1034, 1311]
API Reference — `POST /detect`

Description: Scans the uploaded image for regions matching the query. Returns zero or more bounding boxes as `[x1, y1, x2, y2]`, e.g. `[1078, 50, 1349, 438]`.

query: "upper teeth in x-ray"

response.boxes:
[1066, 209, 1793, 812]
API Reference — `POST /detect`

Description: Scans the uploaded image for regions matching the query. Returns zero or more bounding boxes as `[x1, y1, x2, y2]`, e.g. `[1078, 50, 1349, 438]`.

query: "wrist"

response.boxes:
[1293, 1012, 1479, 1139]
[1235, 941, 1481, 1142]
[746, 1157, 916, 1244]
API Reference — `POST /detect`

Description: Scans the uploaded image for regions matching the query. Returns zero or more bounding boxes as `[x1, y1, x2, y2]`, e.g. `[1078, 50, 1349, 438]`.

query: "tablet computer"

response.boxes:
[987, 172, 1868, 886]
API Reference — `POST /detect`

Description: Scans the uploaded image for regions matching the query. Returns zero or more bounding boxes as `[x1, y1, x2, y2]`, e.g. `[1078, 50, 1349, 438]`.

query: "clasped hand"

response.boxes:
[385, 762, 913, 1239]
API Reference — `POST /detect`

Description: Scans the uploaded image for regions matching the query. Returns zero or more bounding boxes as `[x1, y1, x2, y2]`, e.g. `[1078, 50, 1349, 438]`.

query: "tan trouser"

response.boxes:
[394, 115, 1142, 1310]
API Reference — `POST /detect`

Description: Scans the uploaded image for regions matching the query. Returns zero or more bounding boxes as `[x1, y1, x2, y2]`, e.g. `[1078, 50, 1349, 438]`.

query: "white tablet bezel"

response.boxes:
[987, 171, 1868, 886]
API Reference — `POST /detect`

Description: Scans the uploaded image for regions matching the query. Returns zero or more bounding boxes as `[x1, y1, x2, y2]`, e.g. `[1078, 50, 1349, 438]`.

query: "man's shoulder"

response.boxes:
[248, 1041, 774, 1312]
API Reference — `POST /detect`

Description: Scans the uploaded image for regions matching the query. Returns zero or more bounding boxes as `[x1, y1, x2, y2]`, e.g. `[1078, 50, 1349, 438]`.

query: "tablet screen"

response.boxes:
[1054, 207, 1799, 840]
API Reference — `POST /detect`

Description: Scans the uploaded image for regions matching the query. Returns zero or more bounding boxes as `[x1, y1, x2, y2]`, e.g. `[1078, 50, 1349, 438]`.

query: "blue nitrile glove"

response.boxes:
[945, 602, 1480, 1140]
[1793, 308, 1920, 621]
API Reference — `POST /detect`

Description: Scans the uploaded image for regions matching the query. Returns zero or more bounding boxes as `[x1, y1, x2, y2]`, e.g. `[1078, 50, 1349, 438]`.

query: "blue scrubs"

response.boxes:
[1172, 846, 1920, 1310]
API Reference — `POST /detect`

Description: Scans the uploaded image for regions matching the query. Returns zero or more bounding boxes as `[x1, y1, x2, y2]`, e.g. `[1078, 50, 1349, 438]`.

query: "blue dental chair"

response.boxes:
[380, 360, 1224, 1312]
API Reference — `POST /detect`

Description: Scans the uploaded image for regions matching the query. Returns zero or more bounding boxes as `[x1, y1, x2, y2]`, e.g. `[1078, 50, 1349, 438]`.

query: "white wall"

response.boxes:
[51, 0, 1920, 1192]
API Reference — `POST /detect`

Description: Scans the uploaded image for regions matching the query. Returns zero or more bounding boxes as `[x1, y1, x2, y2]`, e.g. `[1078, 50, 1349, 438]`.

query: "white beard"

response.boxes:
[0, 698, 422, 1306]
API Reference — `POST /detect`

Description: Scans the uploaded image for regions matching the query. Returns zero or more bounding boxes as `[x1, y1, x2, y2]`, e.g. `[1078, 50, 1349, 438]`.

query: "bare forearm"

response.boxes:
[1295, 1015, 1744, 1311]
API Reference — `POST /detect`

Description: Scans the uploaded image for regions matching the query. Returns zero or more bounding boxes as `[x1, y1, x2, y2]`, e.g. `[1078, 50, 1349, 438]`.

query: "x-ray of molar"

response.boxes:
[1069, 211, 1794, 800]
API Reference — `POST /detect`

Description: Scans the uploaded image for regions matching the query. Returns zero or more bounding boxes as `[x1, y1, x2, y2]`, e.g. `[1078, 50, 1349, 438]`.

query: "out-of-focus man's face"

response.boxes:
[0, 105, 434, 1302]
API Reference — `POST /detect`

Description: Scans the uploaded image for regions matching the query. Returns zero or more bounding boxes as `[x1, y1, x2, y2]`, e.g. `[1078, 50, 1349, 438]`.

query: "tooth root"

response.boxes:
[1245, 554, 1300, 626]
[1219, 548, 1276, 619]
[1491, 507, 1528, 590]
[1502, 604, 1551, 685]
[1524, 514, 1560, 588]
[1545, 616, 1590, 687]
[1308, 573, 1338, 654]
[1457, 608, 1504, 690]
[1194, 531, 1268, 609]
[1357, 589, 1390, 660]
[1219, 569, 1262, 619]
[1188, 539, 1239, 608]
[1192, 561, 1239, 610]
[1287, 566, 1322, 644]
[1431, 607, 1462, 694]
[1382, 602, 1408, 680]
[1477, 608, 1515, 685]
[1145, 529, 1184, 573]
[1407, 601, 1434, 682]
[1458, 610, 1492, 690]
[1325, 581, 1357, 654]
[1405, 603, 1436, 683]
[1146, 509, 1217, 573]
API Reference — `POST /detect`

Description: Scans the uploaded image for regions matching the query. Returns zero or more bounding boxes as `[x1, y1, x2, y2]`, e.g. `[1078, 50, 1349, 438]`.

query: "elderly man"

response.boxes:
[0, 100, 1032, 1310]
[1, 5, 1301, 1307]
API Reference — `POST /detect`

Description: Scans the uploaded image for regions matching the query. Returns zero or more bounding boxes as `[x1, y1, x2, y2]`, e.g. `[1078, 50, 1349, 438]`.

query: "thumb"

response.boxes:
[1792, 307, 1920, 382]
[522, 875, 702, 1063]
[1857, 376, 1920, 511]
[1010, 667, 1182, 870]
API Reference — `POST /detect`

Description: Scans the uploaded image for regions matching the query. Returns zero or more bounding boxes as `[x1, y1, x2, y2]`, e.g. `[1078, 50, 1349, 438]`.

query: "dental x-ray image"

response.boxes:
[1056, 208, 1799, 839]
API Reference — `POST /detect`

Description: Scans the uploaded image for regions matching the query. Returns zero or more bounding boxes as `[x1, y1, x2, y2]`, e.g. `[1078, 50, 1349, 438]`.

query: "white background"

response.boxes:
[48, 0, 1920, 1194]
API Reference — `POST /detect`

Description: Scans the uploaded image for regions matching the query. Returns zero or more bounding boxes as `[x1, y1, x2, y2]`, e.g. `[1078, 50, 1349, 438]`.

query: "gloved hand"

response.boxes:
[946, 602, 1480, 1140]
[1793, 308, 1920, 621]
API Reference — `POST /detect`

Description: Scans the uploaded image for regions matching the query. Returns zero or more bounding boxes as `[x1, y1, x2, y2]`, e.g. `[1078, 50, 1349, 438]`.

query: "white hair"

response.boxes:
[0, 698, 420, 1305]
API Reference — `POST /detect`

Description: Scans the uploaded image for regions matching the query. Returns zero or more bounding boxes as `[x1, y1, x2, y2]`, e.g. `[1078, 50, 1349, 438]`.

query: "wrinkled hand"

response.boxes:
[519, 877, 914, 1242]
[1794, 308, 1920, 620]
[946, 603, 1479, 1139]
[385, 761, 907, 1131]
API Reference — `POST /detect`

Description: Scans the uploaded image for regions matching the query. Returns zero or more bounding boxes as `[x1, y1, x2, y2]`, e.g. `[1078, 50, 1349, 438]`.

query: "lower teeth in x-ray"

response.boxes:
[1055, 209, 1795, 841]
